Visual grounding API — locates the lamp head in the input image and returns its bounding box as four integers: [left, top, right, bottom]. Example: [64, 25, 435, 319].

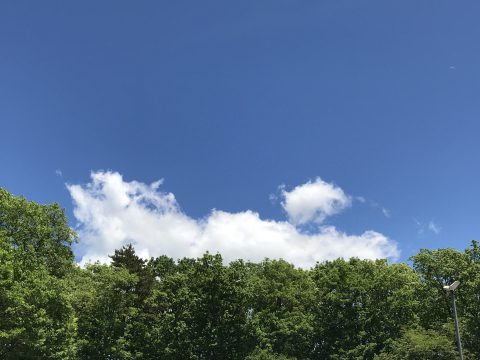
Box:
[444, 280, 460, 291]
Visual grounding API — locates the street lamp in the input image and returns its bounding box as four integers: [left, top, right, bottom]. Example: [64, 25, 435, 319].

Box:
[443, 281, 464, 360]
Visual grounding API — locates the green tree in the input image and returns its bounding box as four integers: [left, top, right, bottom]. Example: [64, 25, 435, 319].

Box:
[246, 346, 296, 360]
[411, 247, 469, 329]
[248, 259, 315, 359]
[5, 186, 480, 359]
[0, 188, 77, 359]
[70, 264, 139, 360]
[146, 254, 254, 360]
[150, 254, 177, 280]
[0, 247, 77, 359]
[311, 258, 419, 359]
[374, 327, 458, 360]
[411, 242, 480, 358]
[462, 240, 480, 356]
[0, 188, 76, 277]
[110, 244, 155, 303]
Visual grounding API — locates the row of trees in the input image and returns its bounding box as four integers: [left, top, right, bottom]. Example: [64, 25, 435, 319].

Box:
[1, 187, 479, 359]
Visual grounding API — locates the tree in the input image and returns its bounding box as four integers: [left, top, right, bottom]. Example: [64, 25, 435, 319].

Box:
[374, 327, 458, 360]
[0, 188, 76, 277]
[247, 259, 315, 359]
[70, 264, 139, 360]
[110, 244, 155, 303]
[245, 347, 296, 360]
[0, 188, 77, 359]
[412, 242, 480, 358]
[0, 247, 77, 359]
[5, 186, 480, 359]
[411, 247, 469, 329]
[311, 258, 419, 359]
[146, 254, 255, 360]
[459, 240, 480, 357]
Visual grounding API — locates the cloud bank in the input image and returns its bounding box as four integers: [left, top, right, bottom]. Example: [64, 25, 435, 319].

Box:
[68, 171, 398, 268]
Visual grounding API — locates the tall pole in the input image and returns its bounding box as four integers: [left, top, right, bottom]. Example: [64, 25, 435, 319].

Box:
[451, 291, 464, 360]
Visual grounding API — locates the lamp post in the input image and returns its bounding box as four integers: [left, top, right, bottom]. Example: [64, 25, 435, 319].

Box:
[443, 281, 464, 360]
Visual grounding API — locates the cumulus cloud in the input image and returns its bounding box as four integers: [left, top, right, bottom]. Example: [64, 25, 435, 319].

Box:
[68, 171, 398, 268]
[281, 178, 351, 225]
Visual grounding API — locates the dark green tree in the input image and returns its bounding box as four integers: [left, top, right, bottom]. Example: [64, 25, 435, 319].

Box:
[411, 242, 480, 358]
[70, 264, 139, 360]
[146, 254, 255, 360]
[247, 259, 315, 359]
[246, 346, 296, 360]
[374, 327, 458, 359]
[110, 244, 155, 303]
[311, 258, 419, 359]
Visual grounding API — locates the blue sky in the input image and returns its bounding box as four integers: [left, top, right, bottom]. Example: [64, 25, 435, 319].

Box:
[1, 1, 480, 265]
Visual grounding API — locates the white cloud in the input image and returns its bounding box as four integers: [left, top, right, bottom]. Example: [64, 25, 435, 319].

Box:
[281, 178, 351, 225]
[55, 169, 63, 177]
[428, 221, 441, 234]
[414, 218, 440, 236]
[354, 196, 391, 218]
[268, 193, 278, 203]
[382, 208, 391, 218]
[356, 196, 366, 203]
[68, 171, 399, 268]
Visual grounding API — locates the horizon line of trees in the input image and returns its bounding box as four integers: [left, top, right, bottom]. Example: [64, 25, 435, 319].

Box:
[1, 187, 479, 359]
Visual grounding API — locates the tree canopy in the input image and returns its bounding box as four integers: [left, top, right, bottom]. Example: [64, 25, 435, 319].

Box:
[1, 187, 478, 359]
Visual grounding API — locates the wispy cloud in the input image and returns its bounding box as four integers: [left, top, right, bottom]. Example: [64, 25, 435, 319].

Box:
[55, 169, 63, 177]
[414, 218, 441, 236]
[382, 208, 391, 218]
[428, 221, 441, 234]
[355, 196, 366, 203]
[355, 196, 391, 219]
[68, 171, 399, 268]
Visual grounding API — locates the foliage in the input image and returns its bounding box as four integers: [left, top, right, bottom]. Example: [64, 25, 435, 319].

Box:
[245, 347, 296, 360]
[411, 242, 480, 358]
[0, 188, 76, 277]
[145, 254, 255, 359]
[69, 264, 140, 359]
[311, 258, 419, 359]
[248, 259, 315, 359]
[1, 187, 480, 359]
[374, 327, 458, 359]
[0, 188, 77, 359]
